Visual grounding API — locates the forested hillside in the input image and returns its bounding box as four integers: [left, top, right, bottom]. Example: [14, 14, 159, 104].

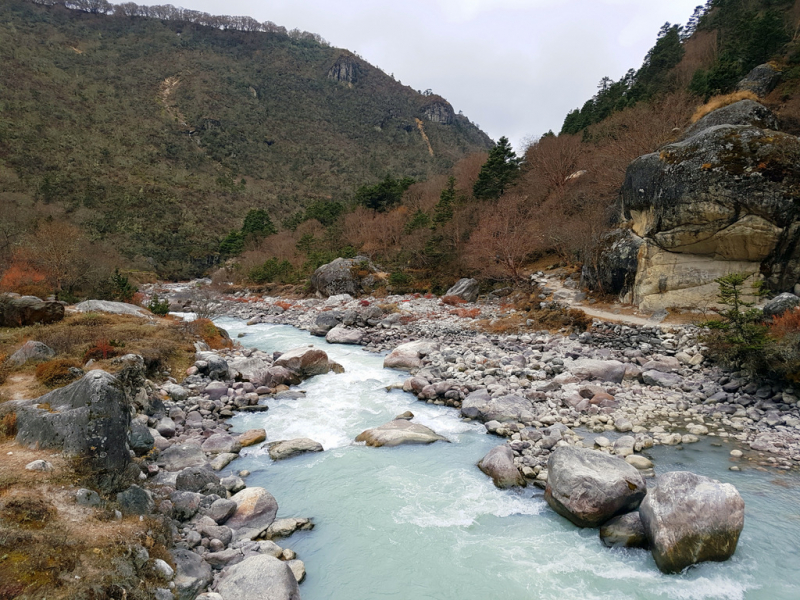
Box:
[0, 0, 491, 283]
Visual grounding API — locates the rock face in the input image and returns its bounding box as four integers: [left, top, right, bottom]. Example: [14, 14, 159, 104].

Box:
[328, 53, 359, 85]
[478, 444, 525, 488]
[8, 340, 55, 366]
[588, 95, 800, 309]
[422, 99, 455, 125]
[445, 278, 480, 302]
[383, 340, 439, 372]
[544, 447, 646, 528]
[216, 555, 300, 600]
[0, 295, 64, 327]
[310, 256, 383, 297]
[355, 419, 448, 447]
[639, 471, 745, 574]
[74, 299, 150, 318]
[268, 438, 324, 461]
[11, 370, 131, 482]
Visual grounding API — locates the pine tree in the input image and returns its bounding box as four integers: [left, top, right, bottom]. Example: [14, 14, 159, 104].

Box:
[472, 137, 522, 200]
[432, 176, 456, 228]
[241, 209, 277, 238]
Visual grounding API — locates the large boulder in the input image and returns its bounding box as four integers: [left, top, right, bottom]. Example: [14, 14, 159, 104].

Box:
[216, 555, 300, 600]
[325, 325, 364, 345]
[355, 419, 448, 447]
[639, 471, 745, 574]
[175, 466, 220, 492]
[8, 340, 56, 366]
[460, 390, 534, 423]
[226, 487, 279, 540]
[599, 511, 649, 549]
[310, 256, 383, 297]
[74, 299, 150, 318]
[478, 444, 525, 488]
[383, 340, 439, 372]
[762, 292, 800, 318]
[10, 370, 131, 482]
[569, 359, 626, 384]
[0, 295, 64, 327]
[735, 63, 782, 98]
[273, 346, 331, 379]
[268, 438, 324, 461]
[445, 278, 480, 302]
[544, 446, 646, 528]
[171, 548, 212, 600]
[228, 357, 272, 387]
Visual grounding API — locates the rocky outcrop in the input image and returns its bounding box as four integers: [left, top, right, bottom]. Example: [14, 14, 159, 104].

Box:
[422, 98, 455, 125]
[445, 278, 480, 302]
[639, 471, 745, 574]
[478, 444, 525, 488]
[735, 63, 781, 98]
[0, 295, 64, 327]
[590, 95, 800, 310]
[74, 299, 150, 317]
[309, 256, 384, 297]
[544, 446, 646, 528]
[328, 53, 359, 85]
[355, 418, 448, 447]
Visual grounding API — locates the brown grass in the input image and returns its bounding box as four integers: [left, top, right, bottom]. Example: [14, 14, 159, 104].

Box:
[691, 91, 759, 123]
[188, 318, 233, 350]
[0, 412, 17, 441]
[35, 359, 82, 388]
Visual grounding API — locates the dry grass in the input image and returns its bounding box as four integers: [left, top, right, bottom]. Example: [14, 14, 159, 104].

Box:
[188, 318, 233, 351]
[34, 358, 82, 388]
[691, 91, 759, 123]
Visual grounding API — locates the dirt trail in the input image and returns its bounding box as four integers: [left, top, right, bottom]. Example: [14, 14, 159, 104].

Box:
[3, 373, 39, 401]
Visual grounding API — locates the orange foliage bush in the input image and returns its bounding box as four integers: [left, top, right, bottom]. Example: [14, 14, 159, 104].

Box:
[0, 261, 51, 298]
[0, 411, 17, 440]
[453, 307, 480, 318]
[189, 318, 232, 350]
[35, 359, 81, 387]
[275, 300, 292, 311]
[770, 308, 800, 339]
[83, 340, 120, 362]
[441, 295, 466, 306]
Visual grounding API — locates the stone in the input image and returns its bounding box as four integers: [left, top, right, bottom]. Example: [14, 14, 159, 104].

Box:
[196, 352, 230, 380]
[226, 487, 279, 540]
[356, 419, 448, 447]
[208, 498, 238, 524]
[639, 471, 745, 574]
[625, 455, 653, 470]
[76, 488, 102, 507]
[268, 438, 324, 461]
[544, 446, 646, 528]
[310, 256, 382, 297]
[233, 428, 264, 449]
[762, 292, 800, 318]
[310, 311, 341, 336]
[176, 466, 220, 492]
[325, 325, 364, 344]
[25, 459, 54, 472]
[159, 443, 208, 472]
[641, 357, 680, 373]
[445, 278, 480, 303]
[228, 357, 273, 387]
[204, 381, 229, 400]
[383, 340, 439, 372]
[642, 370, 681, 388]
[264, 517, 313, 540]
[171, 548, 212, 600]
[116, 484, 155, 516]
[129, 421, 155, 456]
[216, 555, 300, 600]
[202, 433, 242, 455]
[151, 558, 174, 581]
[599, 512, 649, 549]
[9, 370, 132, 484]
[460, 390, 533, 423]
[478, 444, 525, 488]
[74, 299, 149, 318]
[0, 295, 64, 327]
[210, 453, 238, 471]
[163, 383, 189, 402]
[569, 359, 626, 384]
[286, 559, 306, 584]
[171, 491, 203, 521]
[8, 341, 55, 366]
[221, 476, 246, 495]
[156, 417, 176, 438]
[274, 346, 331, 379]
[735, 63, 782, 98]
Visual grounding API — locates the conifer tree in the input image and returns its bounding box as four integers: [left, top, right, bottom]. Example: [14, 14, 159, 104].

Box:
[432, 176, 456, 228]
[472, 137, 522, 200]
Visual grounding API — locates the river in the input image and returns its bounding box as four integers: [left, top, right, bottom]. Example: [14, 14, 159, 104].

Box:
[216, 318, 800, 600]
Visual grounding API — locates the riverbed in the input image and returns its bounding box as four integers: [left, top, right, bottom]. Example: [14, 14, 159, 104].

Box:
[217, 318, 800, 600]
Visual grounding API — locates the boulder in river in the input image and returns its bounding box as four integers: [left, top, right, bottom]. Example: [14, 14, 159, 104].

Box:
[216, 554, 300, 600]
[274, 346, 331, 380]
[544, 446, 646, 528]
[599, 512, 649, 549]
[356, 419, 448, 447]
[478, 444, 525, 488]
[268, 438, 324, 461]
[639, 471, 745, 574]
[383, 339, 439, 372]
[226, 487, 279, 540]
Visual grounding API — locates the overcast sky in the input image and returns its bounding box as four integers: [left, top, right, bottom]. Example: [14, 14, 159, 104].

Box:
[174, 0, 702, 150]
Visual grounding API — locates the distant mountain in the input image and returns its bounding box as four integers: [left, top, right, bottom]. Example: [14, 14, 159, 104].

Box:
[0, 0, 492, 277]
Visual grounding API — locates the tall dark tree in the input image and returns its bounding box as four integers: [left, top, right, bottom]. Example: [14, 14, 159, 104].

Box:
[355, 175, 415, 212]
[472, 137, 522, 200]
[432, 176, 456, 228]
[241, 209, 277, 238]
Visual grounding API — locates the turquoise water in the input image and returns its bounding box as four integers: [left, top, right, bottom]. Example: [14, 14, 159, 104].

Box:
[217, 319, 800, 600]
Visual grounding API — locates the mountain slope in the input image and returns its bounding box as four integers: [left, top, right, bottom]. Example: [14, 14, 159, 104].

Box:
[0, 0, 492, 277]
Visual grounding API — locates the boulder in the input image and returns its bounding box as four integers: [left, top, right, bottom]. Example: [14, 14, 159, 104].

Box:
[10, 370, 131, 482]
[117, 484, 155, 516]
[682, 99, 778, 140]
[238, 429, 267, 447]
[0, 295, 64, 327]
[204, 381, 229, 400]
[8, 341, 55, 366]
[74, 299, 149, 318]
[25, 459, 54, 472]
[171, 491, 203, 521]
[159, 443, 208, 472]
[274, 346, 331, 379]
[735, 63, 782, 97]
[383, 340, 440, 372]
[461, 390, 533, 423]
[325, 325, 364, 344]
[171, 548, 212, 600]
[268, 438, 324, 461]
[763, 292, 800, 318]
[599, 512, 649, 549]
[639, 471, 745, 574]
[228, 357, 272, 387]
[310, 256, 383, 297]
[642, 370, 681, 388]
[355, 419, 448, 447]
[478, 444, 525, 488]
[216, 555, 300, 600]
[445, 278, 480, 302]
[264, 517, 313, 540]
[196, 352, 230, 380]
[208, 498, 238, 524]
[569, 359, 626, 384]
[175, 466, 220, 492]
[544, 446, 646, 528]
[226, 487, 279, 540]
[202, 433, 242, 455]
[129, 421, 155, 456]
[310, 311, 341, 336]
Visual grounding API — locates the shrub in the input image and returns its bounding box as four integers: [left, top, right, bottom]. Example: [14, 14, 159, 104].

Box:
[109, 268, 138, 303]
[83, 340, 121, 362]
[0, 412, 16, 440]
[0, 353, 8, 386]
[188, 318, 232, 350]
[453, 307, 480, 318]
[147, 294, 170, 316]
[770, 308, 800, 339]
[35, 359, 82, 387]
[441, 295, 466, 306]
[388, 271, 412, 287]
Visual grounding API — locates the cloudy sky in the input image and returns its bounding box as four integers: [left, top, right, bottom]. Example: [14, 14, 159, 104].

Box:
[176, 0, 703, 149]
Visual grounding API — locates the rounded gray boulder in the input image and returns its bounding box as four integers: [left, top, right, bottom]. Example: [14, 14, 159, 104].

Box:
[478, 444, 525, 488]
[216, 554, 300, 600]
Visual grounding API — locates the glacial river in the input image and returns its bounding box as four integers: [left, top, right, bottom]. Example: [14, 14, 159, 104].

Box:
[217, 318, 800, 600]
